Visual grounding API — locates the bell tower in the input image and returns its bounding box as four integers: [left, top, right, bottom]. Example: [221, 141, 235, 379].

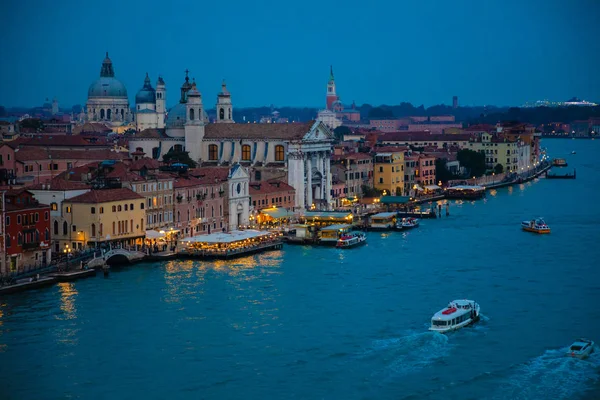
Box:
[184, 79, 205, 162]
[216, 80, 233, 123]
[326, 65, 338, 111]
[156, 76, 166, 128]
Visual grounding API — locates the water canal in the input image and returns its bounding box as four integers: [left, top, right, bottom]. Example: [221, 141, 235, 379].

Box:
[1, 139, 599, 399]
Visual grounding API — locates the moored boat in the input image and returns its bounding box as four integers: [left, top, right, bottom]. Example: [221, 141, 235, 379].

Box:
[567, 338, 594, 359]
[521, 218, 551, 234]
[396, 217, 419, 230]
[336, 232, 367, 249]
[429, 299, 480, 333]
[552, 158, 568, 167]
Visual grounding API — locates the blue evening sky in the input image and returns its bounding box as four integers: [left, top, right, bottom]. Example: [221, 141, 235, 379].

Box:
[0, 0, 598, 109]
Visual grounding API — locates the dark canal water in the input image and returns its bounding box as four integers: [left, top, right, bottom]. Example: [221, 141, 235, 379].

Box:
[1, 139, 599, 399]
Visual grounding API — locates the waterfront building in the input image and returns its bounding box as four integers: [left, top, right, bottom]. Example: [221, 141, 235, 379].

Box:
[466, 131, 528, 173]
[3, 189, 52, 274]
[249, 180, 296, 211]
[374, 150, 405, 196]
[496, 122, 541, 168]
[27, 177, 91, 254]
[404, 154, 418, 196]
[378, 132, 473, 149]
[172, 174, 226, 237]
[128, 72, 334, 210]
[330, 152, 373, 201]
[85, 53, 132, 126]
[62, 188, 145, 250]
[415, 154, 436, 187]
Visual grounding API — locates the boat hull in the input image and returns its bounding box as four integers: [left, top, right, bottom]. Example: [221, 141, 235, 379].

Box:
[429, 315, 480, 333]
[522, 226, 551, 234]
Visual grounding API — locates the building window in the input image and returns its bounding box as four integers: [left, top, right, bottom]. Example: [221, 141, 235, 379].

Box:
[118, 205, 122, 212]
[100, 207, 104, 214]
[112, 222, 116, 235]
[65, 206, 72, 213]
[189, 108, 195, 120]
[51, 203, 58, 211]
[45, 228, 49, 241]
[140, 203, 144, 210]
[275, 145, 285, 161]
[91, 207, 96, 214]
[54, 220, 58, 235]
[44, 211, 49, 221]
[5, 216, 9, 226]
[5, 234, 10, 248]
[17, 232, 22, 246]
[99, 223, 103, 236]
[112, 206, 116, 212]
[72, 225, 77, 232]
[63, 221, 68, 235]
[130, 203, 134, 210]
[124, 204, 128, 211]
[209, 144, 218, 160]
[17, 215, 21, 224]
[241, 144, 251, 161]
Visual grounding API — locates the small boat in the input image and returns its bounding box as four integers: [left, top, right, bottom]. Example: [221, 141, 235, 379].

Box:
[521, 218, 551, 234]
[571, 151, 576, 154]
[552, 158, 568, 167]
[567, 338, 594, 359]
[429, 299, 480, 333]
[336, 232, 367, 249]
[397, 217, 419, 230]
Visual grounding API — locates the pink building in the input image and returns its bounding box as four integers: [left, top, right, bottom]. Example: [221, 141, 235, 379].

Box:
[369, 119, 408, 132]
[415, 154, 436, 186]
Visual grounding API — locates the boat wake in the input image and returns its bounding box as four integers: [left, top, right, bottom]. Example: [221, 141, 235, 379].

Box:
[358, 331, 451, 379]
[488, 347, 600, 400]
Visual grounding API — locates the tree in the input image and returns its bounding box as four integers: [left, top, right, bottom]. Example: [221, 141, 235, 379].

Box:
[361, 185, 383, 198]
[162, 149, 197, 168]
[494, 163, 504, 174]
[0, 106, 6, 117]
[435, 158, 457, 183]
[457, 149, 486, 177]
[19, 118, 44, 131]
[368, 107, 394, 119]
[333, 126, 352, 142]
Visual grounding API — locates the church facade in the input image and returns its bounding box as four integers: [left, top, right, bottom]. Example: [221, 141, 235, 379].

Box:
[128, 72, 334, 210]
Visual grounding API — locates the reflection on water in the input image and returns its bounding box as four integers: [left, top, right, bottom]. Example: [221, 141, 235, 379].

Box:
[56, 282, 78, 321]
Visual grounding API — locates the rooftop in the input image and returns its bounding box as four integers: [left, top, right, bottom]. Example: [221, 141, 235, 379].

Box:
[67, 188, 143, 204]
[204, 121, 314, 140]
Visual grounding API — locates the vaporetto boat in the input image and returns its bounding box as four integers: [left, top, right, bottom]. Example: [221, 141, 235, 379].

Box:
[429, 299, 480, 333]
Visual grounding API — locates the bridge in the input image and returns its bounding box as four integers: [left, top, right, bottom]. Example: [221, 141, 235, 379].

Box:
[86, 249, 146, 267]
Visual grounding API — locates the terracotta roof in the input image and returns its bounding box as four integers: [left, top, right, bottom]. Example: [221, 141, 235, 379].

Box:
[14, 148, 127, 162]
[72, 122, 112, 135]
[173, 175, 203, 189]
[331, 152, 372, 161]
[188, 167, 230, 183]
[249, 180, 295, 195]
[204, 121, 313, 140]
[130, 158, 161, 171]
[134, 128, 167, 139]
[10, 135, 109, 147]
[104, 162, 144, 182]
[27, 177, 91, 191]
[379, 132, 473, 142]
[464, 124, 495, 132]
[67, 188, 143, 204]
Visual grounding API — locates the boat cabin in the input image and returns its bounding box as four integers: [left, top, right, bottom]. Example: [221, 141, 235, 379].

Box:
[319, 224, 353, 243]
[369, 212, 397, 229]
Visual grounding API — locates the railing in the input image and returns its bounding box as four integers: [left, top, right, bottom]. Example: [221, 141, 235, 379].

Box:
[22, 242, 40, 250]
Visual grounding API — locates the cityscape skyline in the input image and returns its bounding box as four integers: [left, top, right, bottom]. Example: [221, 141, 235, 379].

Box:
[1, 0, 599, 109]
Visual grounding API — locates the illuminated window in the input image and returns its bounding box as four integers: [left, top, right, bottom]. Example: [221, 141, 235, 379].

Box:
[275, 145, 285, 161]
[209, 144, 218, 160]
[242, 145, 251, 161]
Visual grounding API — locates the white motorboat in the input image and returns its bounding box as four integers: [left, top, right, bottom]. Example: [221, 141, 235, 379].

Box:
[429, 299, 480, 333]
[567, 338, 594, 359]
[336, 232, 367, 249]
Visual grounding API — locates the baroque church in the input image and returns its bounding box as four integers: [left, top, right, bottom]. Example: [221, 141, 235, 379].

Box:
[128, 70, 335, 210]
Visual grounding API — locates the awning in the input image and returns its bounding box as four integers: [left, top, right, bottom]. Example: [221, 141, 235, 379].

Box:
[380, 196, 411, 204]
[425, 185, 441, 190]
[414, 185, 424, 191]
[261, 208, 295, 219]
[145, 230, 165, 239]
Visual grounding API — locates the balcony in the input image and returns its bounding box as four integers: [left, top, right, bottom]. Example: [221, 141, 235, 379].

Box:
[22, 242, 40, 251]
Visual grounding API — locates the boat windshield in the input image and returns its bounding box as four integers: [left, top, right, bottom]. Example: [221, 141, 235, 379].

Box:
[570, 345, 583, 351]
[432, 320, 447, 326]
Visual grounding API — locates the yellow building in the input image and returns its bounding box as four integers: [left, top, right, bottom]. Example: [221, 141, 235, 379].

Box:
[62, 188, 146, 250]
[374, 151, 405, 196]
[467, 132, 524, 173]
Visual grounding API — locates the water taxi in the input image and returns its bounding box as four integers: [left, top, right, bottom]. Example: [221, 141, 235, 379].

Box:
[521, 218, 551, 234]
[336, 232, 367, 249]
[552, 158, 568, 167]
[429, 299, 480, 333]
[396, 217, 419, 230]
[571, 151, 576, 155]
[567, 338, 594, 359]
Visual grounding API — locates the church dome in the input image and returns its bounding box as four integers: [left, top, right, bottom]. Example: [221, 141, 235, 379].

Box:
[135, 73, 156, 104]
[165, 103, 187, 129]
[88, 78, 128, 98]
[87, 53, 128, 99]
